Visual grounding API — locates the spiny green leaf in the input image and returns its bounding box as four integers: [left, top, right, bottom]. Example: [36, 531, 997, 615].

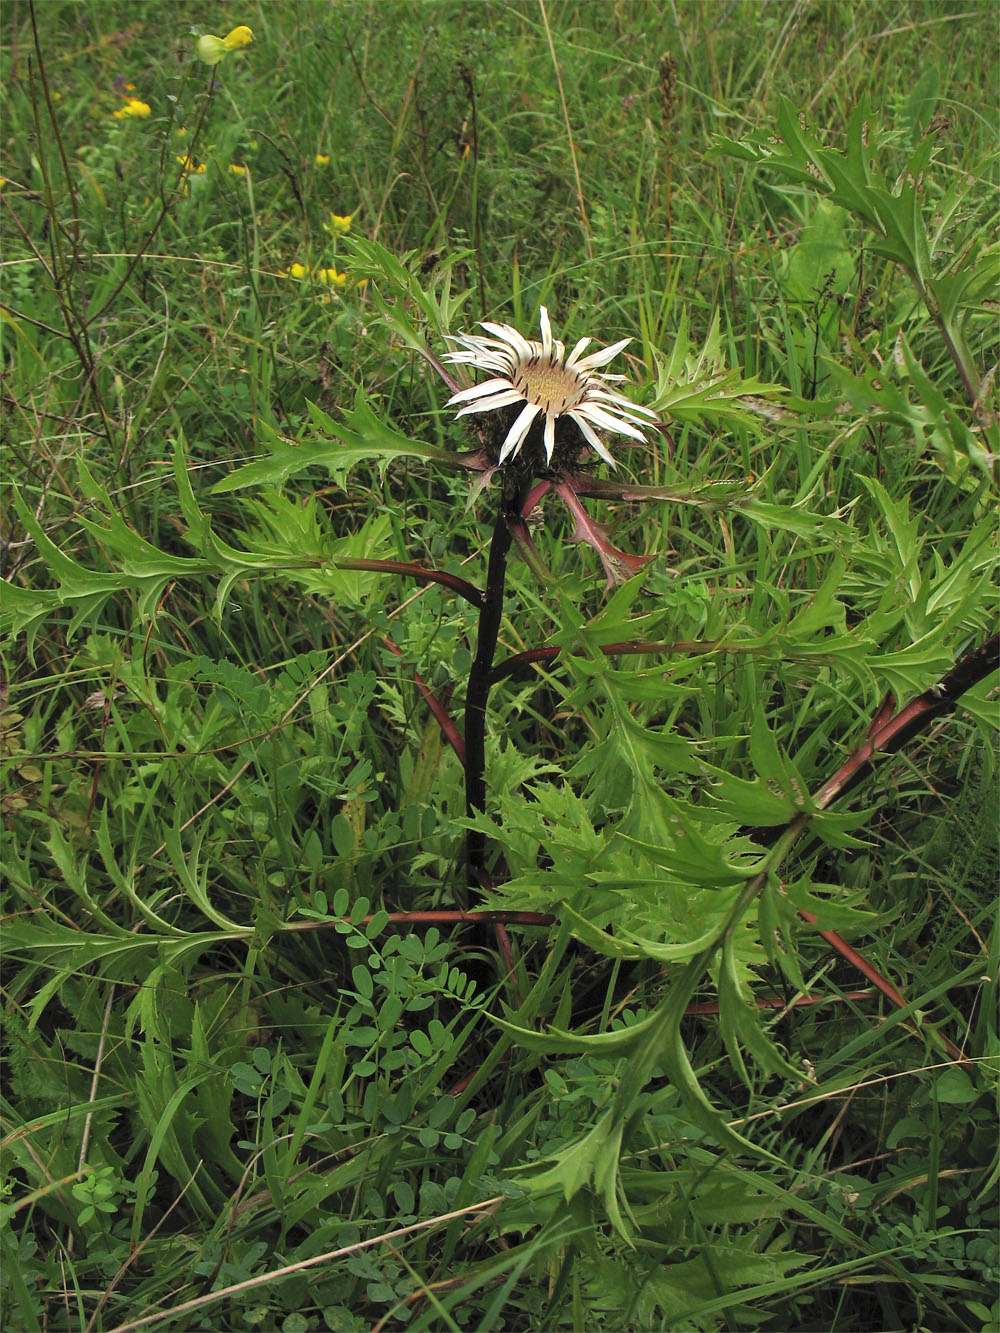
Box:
[651, 310, 789, 426]
[212, 389, 466, 493]
[718, 934, 803, 1085]
[783, 877, 881, 932]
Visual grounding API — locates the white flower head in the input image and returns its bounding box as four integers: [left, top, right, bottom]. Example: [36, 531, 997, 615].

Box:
[444, 307, 656, 469]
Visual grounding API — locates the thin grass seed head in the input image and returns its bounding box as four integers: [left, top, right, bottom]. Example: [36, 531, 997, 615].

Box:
[445, 307, 656, 472]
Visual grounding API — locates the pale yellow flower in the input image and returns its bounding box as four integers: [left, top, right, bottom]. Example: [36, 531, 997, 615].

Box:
[196, 25, 254, 65]
[196, 35, 226, 64]
[315, 153, 331, 166]
[229, 163, 248, 176]
[327, 212, 352, 234]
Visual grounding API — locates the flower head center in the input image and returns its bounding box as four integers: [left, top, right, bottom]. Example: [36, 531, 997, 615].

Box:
[513, 357, 586, 415]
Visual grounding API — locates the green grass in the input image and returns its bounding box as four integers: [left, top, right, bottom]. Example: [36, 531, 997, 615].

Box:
[2, 2, 998, 1330]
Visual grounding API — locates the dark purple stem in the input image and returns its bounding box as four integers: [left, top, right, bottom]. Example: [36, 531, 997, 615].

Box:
[464, 476, 535, 883]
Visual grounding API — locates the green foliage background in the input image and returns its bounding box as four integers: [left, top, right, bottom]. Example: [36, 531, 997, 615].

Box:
[1, 2, 998, 1331]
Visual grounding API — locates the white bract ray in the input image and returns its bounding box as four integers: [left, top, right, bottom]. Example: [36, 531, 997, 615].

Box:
[445, 307, 656, 467]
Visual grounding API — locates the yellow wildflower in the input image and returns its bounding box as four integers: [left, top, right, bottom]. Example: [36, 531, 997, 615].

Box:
[229, 163, 248, 176]
[113, 96, 151, 120]
[196, 25, 254, 66]
[285, 262, 308, 280]
[326, 212, 352, 234]
[315, 153, 331, 166]
[223, 25, 254, 50]
[316, 267, 347, 288]
[175, 154, 206, 176]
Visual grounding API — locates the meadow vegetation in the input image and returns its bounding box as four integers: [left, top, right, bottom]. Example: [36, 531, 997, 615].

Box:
[1, 2, 998, 1330]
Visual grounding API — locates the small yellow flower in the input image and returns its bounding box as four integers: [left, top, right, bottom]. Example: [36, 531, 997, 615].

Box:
[285, 262, 308, 280]
[113, 96, 151, 120]
[327, 212, 352, 234]
[196, 25, 254, 65]
[174, 126, 189, 137]
[229, 163, 248, 176]
[316, 267, 347, 288]
[175, 154, 206, 176]
[223, 25, 254, 50]
[315, 153, 331, 166]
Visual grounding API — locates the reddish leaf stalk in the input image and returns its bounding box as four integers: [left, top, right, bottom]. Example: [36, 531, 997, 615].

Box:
[795, 911, 908, 1011]
[381, 637, 466, 764]
[794, 909, 967, 1063]
[684, 989, 876, 1016]
[337, 558, 482, 608]
[812, 630, 999, 811]
[281, 910, 557, 931]
[493, 921, 518, 986]
[491, 638, 728, 683]
[507, 512, 553, 585]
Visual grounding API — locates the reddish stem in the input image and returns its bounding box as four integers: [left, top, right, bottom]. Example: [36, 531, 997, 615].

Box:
[282, 910, 557, 931]
[815, 632, 998, 812]
[492, 638, 723, 683]
[382, 637, 466, 764]
[684, 989, 875, 1016]
[337, 558, 482, 609]
[493, 922, 519, 985]
[795, 911, 907, 1008]
[795, 909, 967, 1063]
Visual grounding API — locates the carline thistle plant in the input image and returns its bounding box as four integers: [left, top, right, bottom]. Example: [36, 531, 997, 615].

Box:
[435, 307, 663, 883]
